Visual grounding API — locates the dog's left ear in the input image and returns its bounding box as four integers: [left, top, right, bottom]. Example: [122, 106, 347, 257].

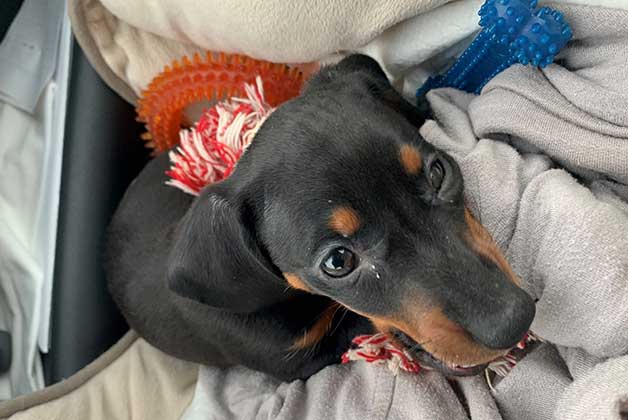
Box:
[308, 54, 430, 128]
[167, 183, 288, 313]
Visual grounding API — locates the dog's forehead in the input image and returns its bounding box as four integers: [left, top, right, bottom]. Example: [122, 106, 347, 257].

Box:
[256, 99, 429, 234]
[261, 100, 420, 181]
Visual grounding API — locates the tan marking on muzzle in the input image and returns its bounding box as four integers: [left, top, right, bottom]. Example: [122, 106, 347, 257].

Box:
[464, 207, 521, 286]
[369, 306, 508, 366]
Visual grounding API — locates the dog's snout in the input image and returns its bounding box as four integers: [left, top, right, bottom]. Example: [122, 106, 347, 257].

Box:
[441, 248, 536, 352]
[468, 287, 536, 350]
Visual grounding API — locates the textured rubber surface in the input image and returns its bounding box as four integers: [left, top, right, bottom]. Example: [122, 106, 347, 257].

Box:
[137, 52, 305, 152]
[417, 0, 572, 96]
[42, 40, 149, 385]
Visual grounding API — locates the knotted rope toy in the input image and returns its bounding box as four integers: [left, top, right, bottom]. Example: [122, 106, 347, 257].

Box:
[166, 76, 274, 195]
[341, 331, 540, 382]
[162, 78, 541, 385]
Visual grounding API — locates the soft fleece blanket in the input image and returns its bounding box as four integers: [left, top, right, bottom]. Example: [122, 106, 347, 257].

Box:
[0, 333, 198, 420]
[68, 0, 628, 105]
[183, 4, 628, 420]
[67, 0, 452, 103]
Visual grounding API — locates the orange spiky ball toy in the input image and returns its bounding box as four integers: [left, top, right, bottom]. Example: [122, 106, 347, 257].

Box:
[137, 52, 308, 152]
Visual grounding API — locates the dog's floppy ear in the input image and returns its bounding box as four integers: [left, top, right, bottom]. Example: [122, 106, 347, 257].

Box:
[305, 54, 390, 91]
[167, 184, 287, 313]
[308, 54, 430, 128]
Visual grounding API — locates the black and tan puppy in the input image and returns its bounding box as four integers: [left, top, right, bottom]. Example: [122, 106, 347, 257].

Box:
[106, 54, 535, 381]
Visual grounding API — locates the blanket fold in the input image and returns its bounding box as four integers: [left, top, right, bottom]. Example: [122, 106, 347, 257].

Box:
[68, 0, 628, 105]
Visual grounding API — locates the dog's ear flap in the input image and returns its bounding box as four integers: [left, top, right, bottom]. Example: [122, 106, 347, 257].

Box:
[379, 85, 432, 129]
[305, 54, 390, 92]
[167, 185, 286, 313]
[308, 54, 430, 128]
[329, 54, 390, 82]
[339, 55, 431, 128]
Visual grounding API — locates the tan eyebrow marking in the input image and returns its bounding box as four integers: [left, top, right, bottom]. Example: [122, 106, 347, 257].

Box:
[400, 144, 423, 175]
[329, 206, 361, 236]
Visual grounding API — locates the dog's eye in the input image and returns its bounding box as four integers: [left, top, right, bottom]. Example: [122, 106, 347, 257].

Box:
[429, 158, 446, 191]
[321, 247, 357, 277]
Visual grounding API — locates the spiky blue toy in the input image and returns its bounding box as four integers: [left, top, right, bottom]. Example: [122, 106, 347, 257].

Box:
[416, 0, 573, 97]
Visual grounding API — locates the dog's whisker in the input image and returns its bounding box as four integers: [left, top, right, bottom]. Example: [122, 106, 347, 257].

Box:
[282, 349, 298, 361]
[329, 307, 349, 337]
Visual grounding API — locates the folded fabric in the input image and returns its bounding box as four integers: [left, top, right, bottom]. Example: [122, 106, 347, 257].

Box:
[0, 0, 64, 113]
[0, 4, 72, 399]
[0, 333, 199, 420]
[67, 0, 455, 104]
[68, 0, 628, 106]
[99, 0, 453, 64]
[183, 362, 485, 420]
[0, 95, 47, 399]
[183, 4, 628, 419]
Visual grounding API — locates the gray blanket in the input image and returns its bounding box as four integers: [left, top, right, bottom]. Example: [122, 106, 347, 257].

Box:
[183, 4, 628, 420]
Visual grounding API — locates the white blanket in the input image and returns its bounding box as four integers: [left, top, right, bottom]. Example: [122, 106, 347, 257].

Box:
[69, 0, 628, 104]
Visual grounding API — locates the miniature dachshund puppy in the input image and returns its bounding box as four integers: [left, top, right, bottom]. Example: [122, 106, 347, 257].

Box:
[106, 54, 535, 381]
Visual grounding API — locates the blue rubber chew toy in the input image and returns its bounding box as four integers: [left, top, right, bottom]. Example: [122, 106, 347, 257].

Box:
[416, 0, 573, 97]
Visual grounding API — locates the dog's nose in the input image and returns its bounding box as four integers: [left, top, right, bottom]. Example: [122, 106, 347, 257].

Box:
[442, 262, 537, 351]
[468, 286, 536, 350]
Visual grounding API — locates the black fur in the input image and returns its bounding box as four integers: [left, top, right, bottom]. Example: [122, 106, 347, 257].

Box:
[106, 55, 534, 380]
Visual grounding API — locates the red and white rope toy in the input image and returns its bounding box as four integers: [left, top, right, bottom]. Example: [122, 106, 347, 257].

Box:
[341, 334, 422, 375]
[341, 331, 539, 378]
[165, 77, 539, 379]
[166, 76, 275, 196]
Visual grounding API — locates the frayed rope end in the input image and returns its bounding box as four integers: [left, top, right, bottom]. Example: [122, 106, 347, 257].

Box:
[166, 76, 275, 196]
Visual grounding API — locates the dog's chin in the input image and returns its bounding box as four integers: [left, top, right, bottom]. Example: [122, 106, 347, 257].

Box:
[391, 329, 488, 377]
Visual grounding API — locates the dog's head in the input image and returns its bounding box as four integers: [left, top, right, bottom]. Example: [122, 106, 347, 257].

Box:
[168, 55, 535, 376]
